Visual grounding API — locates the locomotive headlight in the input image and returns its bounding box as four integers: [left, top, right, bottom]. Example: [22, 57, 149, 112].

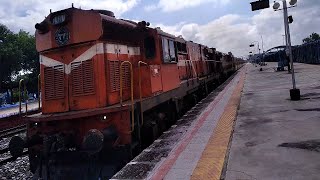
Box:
[30, 122, 40, 128]
[100, 115, 108, 122]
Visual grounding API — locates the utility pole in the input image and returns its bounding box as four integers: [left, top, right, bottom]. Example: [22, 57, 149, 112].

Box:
[261, 35, 265, 65]
[249, 0, 268, 65]
[249, 41, 260, 64]
[250, 0, 300, 100]
[273, 0, 300, 100]
[260, 35, 264, 53]
[282, 0, 296, 89]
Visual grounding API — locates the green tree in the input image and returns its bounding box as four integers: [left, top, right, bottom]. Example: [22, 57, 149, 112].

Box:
[303, 32, 320, 44]
[16, 30, 39, 93]
[0, 24, 22, 91]
[0, 24, 38, 103]
[16, 30, 38, 75]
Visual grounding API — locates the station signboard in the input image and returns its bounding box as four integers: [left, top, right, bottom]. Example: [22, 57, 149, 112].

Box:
[250, 0, 270, 11]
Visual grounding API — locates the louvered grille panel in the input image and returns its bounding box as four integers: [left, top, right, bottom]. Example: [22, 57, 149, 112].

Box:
[44, 68, 54, 99]
[108, 60, 130, 92]
[122, 64, 131, 89]
[82, 60, 94, 93]
[44, 65, 65, 100]
[109, 60, 120, 92]
[54, 65, 65, 99]
[71, 59, 95, 96]
[71, 62, 83, 95]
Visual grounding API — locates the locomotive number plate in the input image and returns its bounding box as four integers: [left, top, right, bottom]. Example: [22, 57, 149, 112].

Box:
[55, 27, 70, 46]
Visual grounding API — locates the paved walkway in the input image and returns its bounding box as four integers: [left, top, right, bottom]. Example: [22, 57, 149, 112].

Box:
[225, 63, 320, 180]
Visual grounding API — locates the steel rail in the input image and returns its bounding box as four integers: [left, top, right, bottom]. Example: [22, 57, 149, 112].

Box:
[0, 150, 28, 166]
[0, 125, 27, 139]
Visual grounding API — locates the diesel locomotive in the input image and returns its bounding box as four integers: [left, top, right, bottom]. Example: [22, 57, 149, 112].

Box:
[9, 6, 244, 178]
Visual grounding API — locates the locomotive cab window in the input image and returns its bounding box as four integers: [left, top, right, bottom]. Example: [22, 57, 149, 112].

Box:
[162, 37, 177, 63]
[144, 36, 156, 59]
[177, 42, 187, 54]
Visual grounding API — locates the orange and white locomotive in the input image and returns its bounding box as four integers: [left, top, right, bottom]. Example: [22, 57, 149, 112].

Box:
[9, 7, 244, 178]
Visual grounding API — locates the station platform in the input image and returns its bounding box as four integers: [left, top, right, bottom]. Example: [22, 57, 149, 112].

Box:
[0, 101, 40, 118]
[225, 63, 320, 180]
[112, 62, 320, 180]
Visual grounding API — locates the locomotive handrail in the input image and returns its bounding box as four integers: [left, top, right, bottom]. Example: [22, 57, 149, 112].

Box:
[18, 79, 27, 115]
[38, 74, 41, 110]
[120, 61, 134, 132]
[138, 61, 149, 126]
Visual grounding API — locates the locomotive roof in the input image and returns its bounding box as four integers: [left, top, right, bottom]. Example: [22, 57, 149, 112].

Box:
[175, 36, 187, 43]
[155, 27, 176, 39]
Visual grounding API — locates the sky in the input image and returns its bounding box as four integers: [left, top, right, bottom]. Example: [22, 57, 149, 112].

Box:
[0, 0, 319, 57]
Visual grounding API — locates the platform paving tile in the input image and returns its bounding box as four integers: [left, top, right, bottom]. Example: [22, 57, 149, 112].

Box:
[225, 63, 320, 180]
[165, 168, 192, 180]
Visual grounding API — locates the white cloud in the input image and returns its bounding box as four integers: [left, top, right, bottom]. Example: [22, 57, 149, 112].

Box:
[144, 5, 158, 12]
[1, 0, 318, 58]
[153, 0, 320, 57]
[144, 0, 230, 12]
[0, 0, 140, 33]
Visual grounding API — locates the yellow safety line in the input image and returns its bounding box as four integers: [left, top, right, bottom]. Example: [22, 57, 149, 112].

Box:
[191, 68, 246, 180]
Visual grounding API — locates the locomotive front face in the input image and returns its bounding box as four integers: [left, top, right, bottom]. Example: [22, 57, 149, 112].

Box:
[35, 8, 106, 114]
[35, 8, 141, 114]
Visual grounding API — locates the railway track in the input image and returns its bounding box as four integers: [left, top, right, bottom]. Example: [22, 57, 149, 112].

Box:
[0, 125, 26, 139]
[0, 151, 28, 166]
[0, 125, 27, 166]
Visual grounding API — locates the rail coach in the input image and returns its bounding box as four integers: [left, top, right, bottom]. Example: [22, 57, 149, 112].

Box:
[9, 6, 244, 178]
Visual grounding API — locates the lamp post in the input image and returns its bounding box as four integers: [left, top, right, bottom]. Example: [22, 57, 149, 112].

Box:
[282, 34, 286, 46]
[273, 0, 300, 100]
[250, 41, 261, 64]
[249, 52, 253, 63]
[260, 35, 265, 65]
[250, 41, 260, 54]
[260, 35, 264, 53]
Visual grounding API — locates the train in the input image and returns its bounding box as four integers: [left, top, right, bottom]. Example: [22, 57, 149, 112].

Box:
[9, 6, 245, 178]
